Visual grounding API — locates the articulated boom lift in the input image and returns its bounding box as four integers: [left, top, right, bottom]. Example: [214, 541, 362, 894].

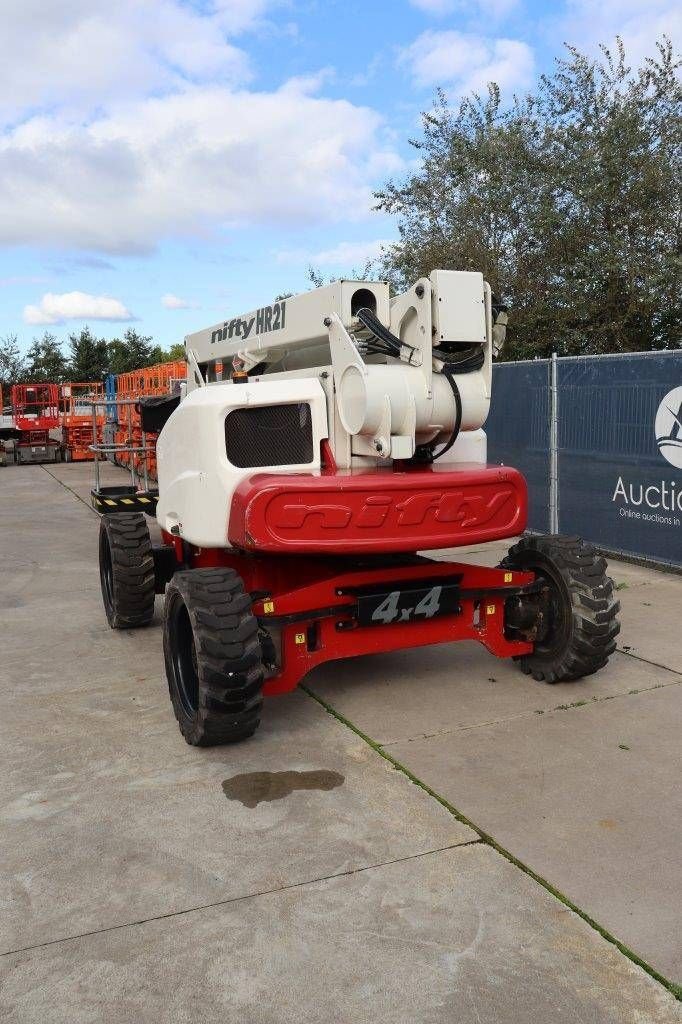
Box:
[96, 271, 620, 745]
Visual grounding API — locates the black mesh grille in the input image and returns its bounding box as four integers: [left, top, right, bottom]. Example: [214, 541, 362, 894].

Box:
[225, 403, 314, 468]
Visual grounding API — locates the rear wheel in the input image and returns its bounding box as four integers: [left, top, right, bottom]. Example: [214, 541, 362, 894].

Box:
[99, 513, 155, 628]
[501, 535, 620, 683]
[163, 568, 264, 746]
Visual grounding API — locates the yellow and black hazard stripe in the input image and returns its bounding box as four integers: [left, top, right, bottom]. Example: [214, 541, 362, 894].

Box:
[91, 490, 158, 514]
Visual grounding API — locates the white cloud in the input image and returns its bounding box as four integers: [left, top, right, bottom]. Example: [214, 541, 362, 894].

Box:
[277, 239, 392, 267]
[279, 68, 337, 95]
[0, 0, 274, 127]
[0, 84, 402, 253]
[409, 0, 519, 18]
[560, 0, 681, 66]
[410, 0, 458, 13]
[315, 239, 392, 266]
[0, 2, 403, 256]
[23, 292, 134, 325]
[162, 293, 198, 310]
[399, 30, 534, 93]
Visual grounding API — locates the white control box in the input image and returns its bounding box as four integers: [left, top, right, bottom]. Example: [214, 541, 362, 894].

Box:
[430, 270, 486, 345]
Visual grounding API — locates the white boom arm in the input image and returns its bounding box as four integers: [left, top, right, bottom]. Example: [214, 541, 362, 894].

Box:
[184, 270, 494, 461]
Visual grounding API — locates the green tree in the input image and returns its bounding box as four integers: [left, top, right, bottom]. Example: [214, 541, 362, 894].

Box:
[68, 326, 109, 380]
[305, 263, 375, 291]
[147, 341, 185, 365]
[107, 328, 153, 375]
[375, 38, 681, 357]
[25, 332, 69, 382]
[0, 334, 26, 391]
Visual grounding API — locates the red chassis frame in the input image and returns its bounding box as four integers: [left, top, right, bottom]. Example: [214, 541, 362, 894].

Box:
[159, 461, 535, 697]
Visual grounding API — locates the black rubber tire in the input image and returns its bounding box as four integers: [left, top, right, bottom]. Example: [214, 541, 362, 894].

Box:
[501, 534, 620, 683]
[163, 568, 264, 746]
[99, 513, 155, 629]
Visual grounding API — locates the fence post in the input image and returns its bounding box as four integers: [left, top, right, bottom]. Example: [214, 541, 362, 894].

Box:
[549, 352, 559, 534]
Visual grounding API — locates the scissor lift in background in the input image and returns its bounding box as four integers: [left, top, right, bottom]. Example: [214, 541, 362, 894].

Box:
[10, 383, 61, 465]
[0, 385, 10, 466]
[60, 382, 104, 462]
[108, 360, 186, 479]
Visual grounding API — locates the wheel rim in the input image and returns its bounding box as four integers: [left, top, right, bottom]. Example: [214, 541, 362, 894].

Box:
[173, 600, 200, 718]
[531, 560, 572, 659]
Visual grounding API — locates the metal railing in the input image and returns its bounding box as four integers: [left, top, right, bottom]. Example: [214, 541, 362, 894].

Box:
[89, 397, 154, 494]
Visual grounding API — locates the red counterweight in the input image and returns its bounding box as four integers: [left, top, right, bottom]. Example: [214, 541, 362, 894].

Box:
[229, 463, 527, 554]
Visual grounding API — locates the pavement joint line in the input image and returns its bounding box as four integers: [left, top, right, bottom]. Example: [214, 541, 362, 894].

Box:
[381, 674, 682, 747]
[618, 647, 681, 676]
[302, 684, 682, 1003]
[0, 840, 482, 960]
[39, 464, 98, 514]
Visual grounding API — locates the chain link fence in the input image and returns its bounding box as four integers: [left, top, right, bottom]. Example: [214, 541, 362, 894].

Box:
[487, 351, 682, 568]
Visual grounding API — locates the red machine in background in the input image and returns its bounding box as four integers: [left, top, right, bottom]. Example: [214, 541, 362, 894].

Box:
[0, 384, 9, 466]
[10, 383, 61, 464]
[60, 382, 104, 462]
[2, 361, 186, 469]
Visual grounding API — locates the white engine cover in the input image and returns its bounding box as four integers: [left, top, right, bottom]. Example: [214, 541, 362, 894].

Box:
[156, 377, 328, 548]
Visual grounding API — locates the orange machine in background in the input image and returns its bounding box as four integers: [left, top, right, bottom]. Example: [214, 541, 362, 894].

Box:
[112, 359, 186, 478]
[60, 382, 105, 461]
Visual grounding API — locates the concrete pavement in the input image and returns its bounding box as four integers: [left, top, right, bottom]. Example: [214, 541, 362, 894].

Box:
[0, 461, 680, 1021]
[4, 845, 677, 1024]
[310, 543, 682, 983]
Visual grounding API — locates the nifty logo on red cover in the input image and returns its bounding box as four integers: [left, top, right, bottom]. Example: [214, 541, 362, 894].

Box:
[272, 487, 516, 532]
[231, 466, 528, 552]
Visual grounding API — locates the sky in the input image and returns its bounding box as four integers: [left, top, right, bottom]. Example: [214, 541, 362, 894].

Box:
[1, 0, 679, 355]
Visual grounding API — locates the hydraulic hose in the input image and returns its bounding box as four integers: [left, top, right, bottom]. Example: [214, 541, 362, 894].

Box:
[413, 367, 463, 464]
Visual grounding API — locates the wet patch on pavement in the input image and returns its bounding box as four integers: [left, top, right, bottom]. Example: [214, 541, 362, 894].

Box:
[222, 769, 344, 808]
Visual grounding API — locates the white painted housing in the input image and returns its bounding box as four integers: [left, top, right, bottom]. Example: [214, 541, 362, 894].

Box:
[156, 377, 328, 547]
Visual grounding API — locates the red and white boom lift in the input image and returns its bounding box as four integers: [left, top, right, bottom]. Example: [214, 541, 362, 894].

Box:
[95, 271, 620, 745]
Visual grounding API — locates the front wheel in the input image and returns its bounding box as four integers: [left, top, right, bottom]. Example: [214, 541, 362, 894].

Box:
[163, 568, 264, 746]
[99, 513, 155, 628]
[501, 535, 620, 683]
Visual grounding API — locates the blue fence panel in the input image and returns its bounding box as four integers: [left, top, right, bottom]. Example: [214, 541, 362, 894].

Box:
[557, 352, 682, 566]
[487, 360, 550, 533]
